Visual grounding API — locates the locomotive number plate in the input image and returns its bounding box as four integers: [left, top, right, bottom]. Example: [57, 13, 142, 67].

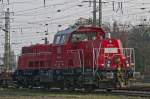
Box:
[104, 48, 118, 53]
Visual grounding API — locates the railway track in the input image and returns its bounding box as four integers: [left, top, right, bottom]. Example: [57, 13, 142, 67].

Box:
[106, 90, 150, 97]
[0, 85, 150, 98]
[47, 87, 150, 97]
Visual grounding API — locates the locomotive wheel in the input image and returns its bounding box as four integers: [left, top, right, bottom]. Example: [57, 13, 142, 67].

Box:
[60, 87, 65, 91]
[84, 85, 95, 92]
[64, 80, 73, 91]
[68, 87, 75, 92]
[106, 88, 112, 92]
[28, 85, 33, 89]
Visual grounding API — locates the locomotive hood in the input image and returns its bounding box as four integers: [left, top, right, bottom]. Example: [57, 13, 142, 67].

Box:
[55, 25, 105, 37]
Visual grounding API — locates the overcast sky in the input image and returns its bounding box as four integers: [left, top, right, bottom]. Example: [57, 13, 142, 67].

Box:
[0, 0, 150, 55]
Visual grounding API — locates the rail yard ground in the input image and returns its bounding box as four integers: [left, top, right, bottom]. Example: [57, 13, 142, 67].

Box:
[0, 88, 149, 99]
[0, 96, 147, 99]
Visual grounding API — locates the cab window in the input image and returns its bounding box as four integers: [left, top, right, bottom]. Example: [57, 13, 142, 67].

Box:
[54, 34, 67, 44]
[54, 35, 61, 44]
[60, 35, 66, 44]
[71, 32, 97, 43]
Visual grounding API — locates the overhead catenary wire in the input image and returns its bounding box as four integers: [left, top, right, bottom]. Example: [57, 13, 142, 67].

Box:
[1, 0, 150, 55]
[14, 0, 81, 15]
[11, 7, 91, 28]
[11, 4, 149, 29]
[15, 2, 84, 16]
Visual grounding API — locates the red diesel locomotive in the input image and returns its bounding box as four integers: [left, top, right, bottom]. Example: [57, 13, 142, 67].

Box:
[13, 26, 137, 89]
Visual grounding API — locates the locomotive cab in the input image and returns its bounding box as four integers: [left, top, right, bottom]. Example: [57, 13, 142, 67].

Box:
[71, 32, 97, 43]
[51, 26, 106, 69]
[53, 26, 105, 45]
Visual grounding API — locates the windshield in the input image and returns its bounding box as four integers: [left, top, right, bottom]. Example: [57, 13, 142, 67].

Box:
[54, 34, 67, 44]
[71, 32, 97, 42]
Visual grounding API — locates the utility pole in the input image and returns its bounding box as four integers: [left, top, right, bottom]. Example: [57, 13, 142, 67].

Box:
[82, 0, 97, 26]
[93, 0, 97, 26]
[4, 8, 11, 71]
[99, 0, 102, 27]
[83, 0, 107, 27]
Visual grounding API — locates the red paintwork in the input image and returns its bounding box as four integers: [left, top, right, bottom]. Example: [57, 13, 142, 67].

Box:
[98, 39, 128, 70]
[18, 26, 129, 71]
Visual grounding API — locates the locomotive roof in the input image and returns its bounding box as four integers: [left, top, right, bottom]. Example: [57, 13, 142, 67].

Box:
[55, 26, 105, 35]
[56, 26, 78, 35]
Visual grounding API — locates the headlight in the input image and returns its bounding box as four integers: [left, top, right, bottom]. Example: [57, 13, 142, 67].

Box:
[126, 60, 129, 67]
[107, 60, 111, 68]
[101, 64, 104, 66]
[126, 64, 129, 67]
[107, 64, 110, 68]
[109, 39, 112, 44]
